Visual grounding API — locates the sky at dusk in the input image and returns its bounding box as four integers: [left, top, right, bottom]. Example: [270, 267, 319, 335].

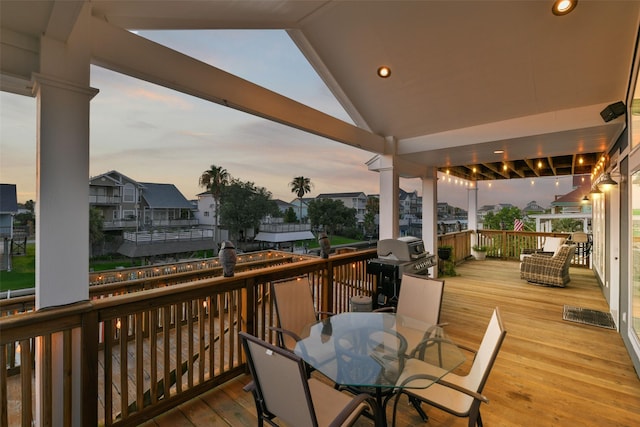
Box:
[0, 30, 576, 210]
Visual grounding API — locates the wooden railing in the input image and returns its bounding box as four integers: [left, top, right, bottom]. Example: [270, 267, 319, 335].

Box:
[476, 230, 591, 267]
[0, 249, 377, 427]
[437, 230, 473, 263]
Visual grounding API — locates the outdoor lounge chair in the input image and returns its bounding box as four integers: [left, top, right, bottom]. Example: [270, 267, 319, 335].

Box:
[520, 244, 576, 287]
[391, 308, 507, 427]
[240, 331, 381, 427]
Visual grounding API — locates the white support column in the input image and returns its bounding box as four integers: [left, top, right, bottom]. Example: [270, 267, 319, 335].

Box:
[422, 169, 438, 277]
[34, 7, 98, 424]
[34, 73, 97, 309]
[33, 71, 98, 427]
[468, 184, 478, 247]
[379, 165, 400, 239]
[368, 153, 400, 239]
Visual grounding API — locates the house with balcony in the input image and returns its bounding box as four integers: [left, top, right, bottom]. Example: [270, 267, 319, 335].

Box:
[530, 177, 593, 233]
[90, 170, 197, 232]
[3, 2, 640, 426]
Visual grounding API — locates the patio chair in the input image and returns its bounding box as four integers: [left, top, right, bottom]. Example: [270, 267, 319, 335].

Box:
[240, 331, 381, 427]
[270, 276, 336, 376]
[374, 273, 445, 420]
[569, 232, 592, 256]
[375, 274, 445, 349]
[270, 276, 334, 351]
[520, 244, 576, 287]
[391, 308, 507, 427]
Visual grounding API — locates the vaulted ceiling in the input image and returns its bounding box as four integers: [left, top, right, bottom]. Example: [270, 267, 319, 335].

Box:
[2, 1, 638, 181]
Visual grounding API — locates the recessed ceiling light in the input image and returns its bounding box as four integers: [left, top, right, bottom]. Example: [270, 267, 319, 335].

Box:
[552, 0, 578, 16]
[377, 66, 391, 78]
[494, 150, 504, 154]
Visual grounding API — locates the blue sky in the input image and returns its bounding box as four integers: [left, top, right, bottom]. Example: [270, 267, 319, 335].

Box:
[0, 30, 574, 208]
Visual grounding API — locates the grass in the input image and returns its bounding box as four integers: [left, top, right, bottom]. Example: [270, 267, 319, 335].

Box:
[305, 235, 361, 249]
[0, 243, 36, 291]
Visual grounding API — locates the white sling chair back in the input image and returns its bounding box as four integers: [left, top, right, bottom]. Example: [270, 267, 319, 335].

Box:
[240, 331, 380, 427]
[392, 307, 506, 427]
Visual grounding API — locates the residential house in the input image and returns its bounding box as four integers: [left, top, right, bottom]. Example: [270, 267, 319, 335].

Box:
[0, 184, 18, 271]
[0, 184, 18, 239]
[522, 200, 546, 217]
[90, 171, 197, 232]
[530, 177, 593, 233]
[288, 197, 314, 222]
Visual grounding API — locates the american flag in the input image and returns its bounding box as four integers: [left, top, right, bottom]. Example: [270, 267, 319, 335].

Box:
[514, 219, 524, 231]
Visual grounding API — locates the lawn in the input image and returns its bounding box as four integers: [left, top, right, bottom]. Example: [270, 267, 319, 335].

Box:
[0, 243, 36, 291]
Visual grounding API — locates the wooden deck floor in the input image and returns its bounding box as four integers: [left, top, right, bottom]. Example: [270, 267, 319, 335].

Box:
[141, 259, 640, 426]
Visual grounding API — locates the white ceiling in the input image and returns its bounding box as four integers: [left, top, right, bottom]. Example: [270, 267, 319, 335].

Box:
[2, 0, 639, 180]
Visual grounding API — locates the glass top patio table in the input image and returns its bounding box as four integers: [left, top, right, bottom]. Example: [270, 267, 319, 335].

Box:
[293, 311, 466, 389]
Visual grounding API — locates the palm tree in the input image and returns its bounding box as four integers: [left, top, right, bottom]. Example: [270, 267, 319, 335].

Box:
[289, 176, 312, 224]
[199, 165, 230, 252]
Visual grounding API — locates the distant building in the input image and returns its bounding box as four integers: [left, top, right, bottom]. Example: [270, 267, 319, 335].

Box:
[288, 197, 314, 221]
[522, 201, 546, 217]
[529, 176, 592, 232]
[0, 184, 18, 271]
[0, 184, 18, 239]
[90, 170, 197, 231]
[551, 181, 592, 214]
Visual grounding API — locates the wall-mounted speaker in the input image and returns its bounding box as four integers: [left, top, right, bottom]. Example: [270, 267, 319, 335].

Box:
[600, 101, 626, 122]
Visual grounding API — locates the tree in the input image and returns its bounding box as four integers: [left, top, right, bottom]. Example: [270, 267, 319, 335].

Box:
[219, 179, 278, 242]
[307, 198, 357, 236]
[283, 207, 298, 223]
[552, 218, 583, 232]
[364, 197, 379, 238]
[482, 207, 523, 230]
[199, 165, 230, 249]
[89, 207, 104, 258]
[289, 176, 312, 223]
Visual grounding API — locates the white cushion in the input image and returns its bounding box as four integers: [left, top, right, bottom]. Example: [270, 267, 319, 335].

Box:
[543, 237, 565, 255]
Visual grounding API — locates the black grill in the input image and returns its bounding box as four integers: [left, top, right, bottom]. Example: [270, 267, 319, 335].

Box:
[366, 237, 436, 309]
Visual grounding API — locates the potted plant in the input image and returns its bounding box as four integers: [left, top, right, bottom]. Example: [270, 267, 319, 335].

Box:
[472, 245, 488, 261]
[438, 245, 453, 261]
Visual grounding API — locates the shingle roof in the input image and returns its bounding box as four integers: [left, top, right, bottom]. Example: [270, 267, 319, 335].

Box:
[139, 183, 193, 209]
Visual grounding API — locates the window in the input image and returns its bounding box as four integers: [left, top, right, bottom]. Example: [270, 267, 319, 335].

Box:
[631, 171, 640, 340]
[123, 183, 136, 203]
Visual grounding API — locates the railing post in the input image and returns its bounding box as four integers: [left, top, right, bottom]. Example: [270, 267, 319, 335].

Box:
[81, 309, 99, 426]
[323, 260, 334, 313]
[243, 278, 256, 337]
[502, 230, 508, 259]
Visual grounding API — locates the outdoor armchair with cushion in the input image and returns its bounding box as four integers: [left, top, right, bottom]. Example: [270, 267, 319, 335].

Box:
[520, 236, 566, 260]
[520, 244, 576, 287]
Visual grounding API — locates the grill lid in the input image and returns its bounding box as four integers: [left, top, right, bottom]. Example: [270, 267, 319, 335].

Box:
[377, 236, 427, 261]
